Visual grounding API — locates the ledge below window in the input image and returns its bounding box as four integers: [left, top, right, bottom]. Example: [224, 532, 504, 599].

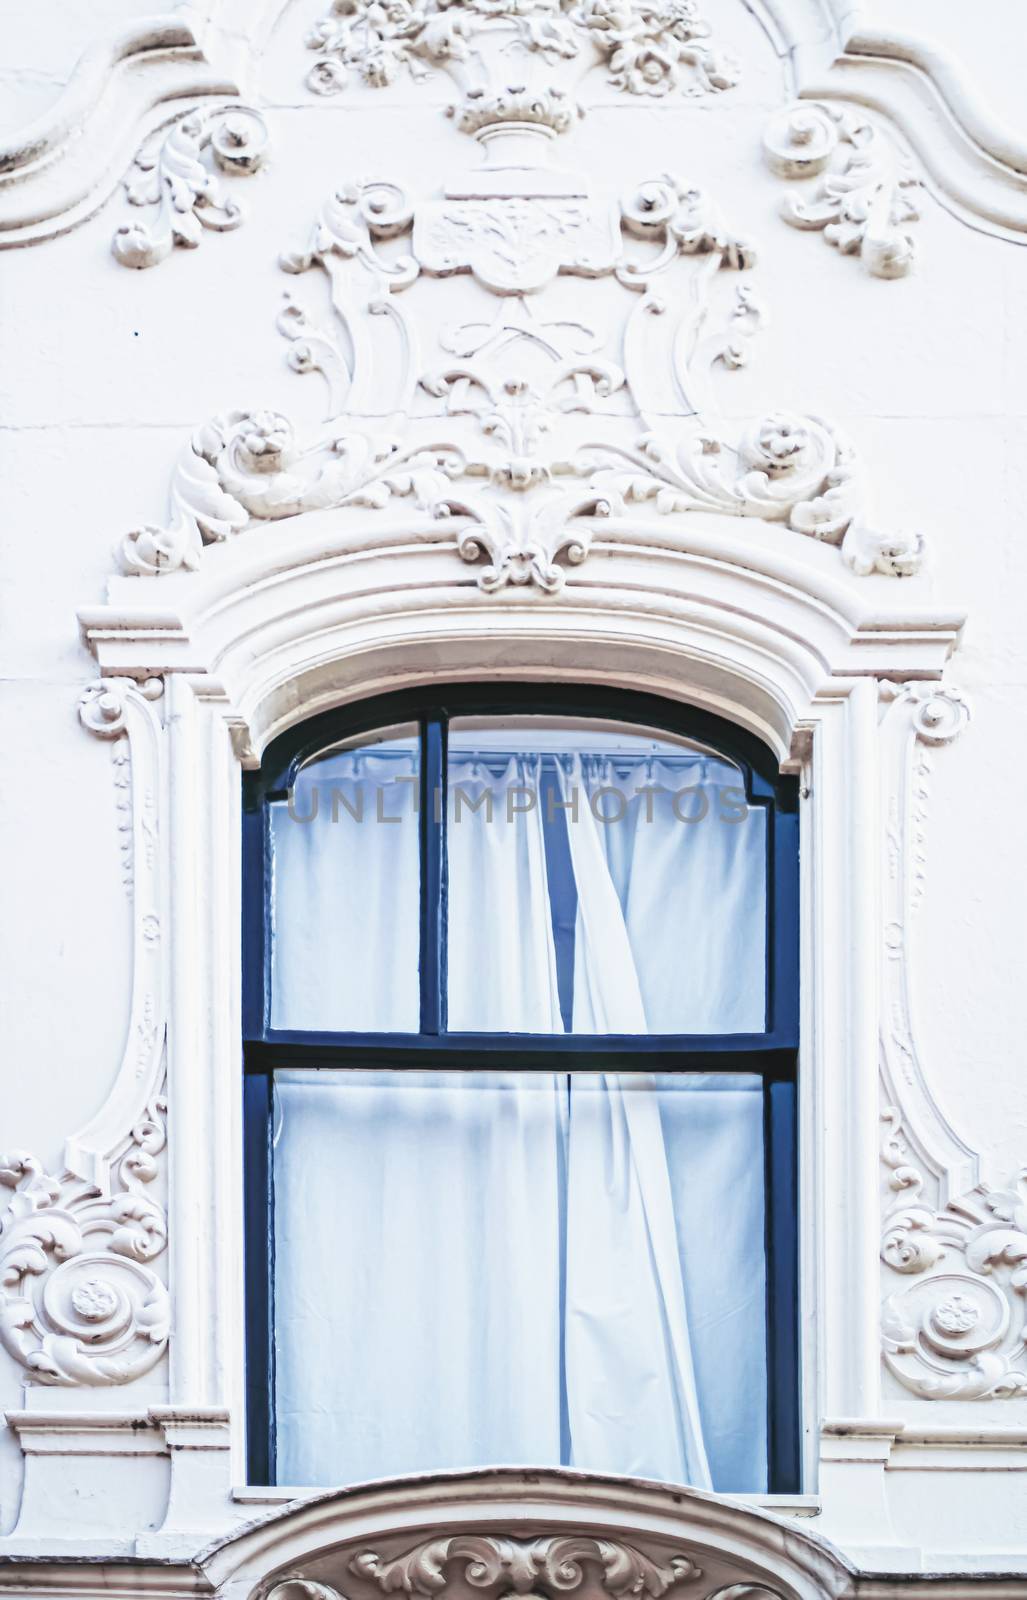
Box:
[231, 1485, 822, 1518]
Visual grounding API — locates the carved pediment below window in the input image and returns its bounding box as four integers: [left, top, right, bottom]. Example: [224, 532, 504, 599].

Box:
[263, 1536, 783, 1600]
[196, 1474, 851, 1600]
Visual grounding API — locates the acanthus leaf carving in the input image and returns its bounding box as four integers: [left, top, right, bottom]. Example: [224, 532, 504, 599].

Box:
[348, 1535, 702, 1599]
[575, 413, 923, 575]
[119, 410, 470, 576]
[0, 1096, 169, 1386]
[112, 105, 270, 270]
[880, 1111, 1027, 1400]
[763, 103, 921, 279]
[116, 123, 927, 588]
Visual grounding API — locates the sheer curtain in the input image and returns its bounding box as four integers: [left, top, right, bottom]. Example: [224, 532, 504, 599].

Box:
[269, 736, 420, 1032]
[272, 737, 769, 1494]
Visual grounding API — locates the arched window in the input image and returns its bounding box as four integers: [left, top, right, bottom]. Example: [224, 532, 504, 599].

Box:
[243, 687, 799, 1495]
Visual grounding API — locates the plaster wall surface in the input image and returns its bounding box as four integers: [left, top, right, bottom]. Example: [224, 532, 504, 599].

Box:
[1, 0, 1027, 1586]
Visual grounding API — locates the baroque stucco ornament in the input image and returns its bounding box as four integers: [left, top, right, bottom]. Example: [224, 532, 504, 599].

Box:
[262, 1537, 786, 1600]
[116, 130, 923, 588]
[304, 0, 739, 106]
[112, 104, 270, 269]
[0, 678, 170, 1386]
[763, 103, 921, 279]
[881, 1108, 1027, 1400]
[873, 684, 1027, 1400]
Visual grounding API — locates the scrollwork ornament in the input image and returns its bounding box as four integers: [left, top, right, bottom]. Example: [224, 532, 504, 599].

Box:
[350, 1535, 702, 1599]
[764, 103, 920, 279]
[78, 677, 164, 739]
[118, 136, 928, 587]
[573, 412, 924, 575]
[909, 687, 971, 746]
[0, 1098, 170, 1386]
[112, 106, 270, 269]
[880, 1110, 1027, 1399]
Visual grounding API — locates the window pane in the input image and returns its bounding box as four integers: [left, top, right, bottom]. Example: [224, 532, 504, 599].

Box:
[446, 718, 766, 1033]
[272, 1069, 767, 1492]
[269, 725, 419, 1031]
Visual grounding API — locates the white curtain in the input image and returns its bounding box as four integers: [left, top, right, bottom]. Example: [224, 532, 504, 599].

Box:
[269, 742, 420, 1032]
[272, 745, 769, 1494]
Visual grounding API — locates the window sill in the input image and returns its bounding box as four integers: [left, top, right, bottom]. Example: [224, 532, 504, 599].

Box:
[231, 1486, 822, 1519]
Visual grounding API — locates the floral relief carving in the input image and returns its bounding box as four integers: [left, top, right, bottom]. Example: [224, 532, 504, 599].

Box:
[763, 103, 921, 279]
[304, 0, 737, 107]
[265, 1550, 788, 1600]
[0, 678, 170, 1387]
[874, 684, 1025, 1401]
[0, 1098, 169, 1385]
[115, 99, 926, 589]
[577, 413, 923, 576]
[880, 1109, 1027, 1399]
[112, 105, 270, 269]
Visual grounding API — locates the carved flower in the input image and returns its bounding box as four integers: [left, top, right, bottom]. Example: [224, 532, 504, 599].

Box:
[932, 1294, 980, 1336]
[753, 415, 810, 474]
[238, 411, 293, 471]
[71, 1278, 119, 1323]
[612, 44, 679, 95]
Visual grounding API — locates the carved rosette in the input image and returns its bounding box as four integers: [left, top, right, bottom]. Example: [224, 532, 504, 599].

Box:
[113, 105, 270, 269]
[763, 103, 921, 279]
[881, 1110, 1027, 1399]
[0, 1111, 169, 1386]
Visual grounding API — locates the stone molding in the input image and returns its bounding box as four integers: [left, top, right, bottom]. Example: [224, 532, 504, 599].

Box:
[199, 1472, 853, 1600]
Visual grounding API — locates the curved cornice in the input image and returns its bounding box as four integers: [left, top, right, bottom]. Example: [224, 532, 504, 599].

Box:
[196, 1469, 855, 1600]
[78, 515, 964, 761]
[0, 16, 242, 247]
[799, 28, 1027, 242]
[3, 0, 1027, 247]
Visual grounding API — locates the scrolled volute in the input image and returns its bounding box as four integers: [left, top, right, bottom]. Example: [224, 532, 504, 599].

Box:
[350, 1535, 702, 1600]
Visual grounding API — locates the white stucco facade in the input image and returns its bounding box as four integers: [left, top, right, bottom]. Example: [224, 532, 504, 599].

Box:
[2, 1, 1027, 1594]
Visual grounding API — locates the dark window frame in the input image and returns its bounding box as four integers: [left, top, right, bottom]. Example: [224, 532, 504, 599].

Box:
[242, 683, 801, 1491]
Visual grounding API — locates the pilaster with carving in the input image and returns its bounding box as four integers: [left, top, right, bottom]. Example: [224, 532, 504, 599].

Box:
[875, 684, 1027, 1401]
[0, 678, 169, 1388]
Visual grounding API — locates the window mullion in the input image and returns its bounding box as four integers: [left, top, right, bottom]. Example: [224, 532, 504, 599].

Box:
[420, 715, 447, 1034]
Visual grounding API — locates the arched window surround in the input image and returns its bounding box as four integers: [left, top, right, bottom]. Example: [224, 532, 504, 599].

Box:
[75, 526, 969, 1550]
